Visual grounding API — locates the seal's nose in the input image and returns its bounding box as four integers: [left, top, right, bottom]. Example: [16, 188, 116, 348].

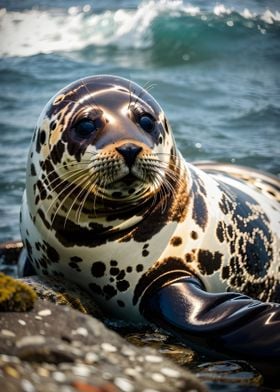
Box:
[116, 143, 142, 168]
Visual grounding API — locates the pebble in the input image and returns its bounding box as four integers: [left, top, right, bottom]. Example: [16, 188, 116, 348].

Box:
[161, 367, 180, 378]
[84, 352, 99, 364]
[52, 371, 67, 383]
[124, 368, 140, 378]
[1, 329, 16, 337]
[16, 335, 46, 348]
[72, 364, 91, 377]
[0, 354, 20, 363]
[37, 367, 50, 377]
[143, 390, 160, 392]
[21, 379, 35, 392]
[103, 371, 113, 380]
[72, 327, 88, 337]
[121, 346, 135, 357]
[144, 355, 162, 363]
[114, 377, 134, 392]
[18, 319, 27, 326]
[37, 309, 52, 317]
[101, 342, 117, 353]
[151, 373, 166, 383]
[4, 365, 20, 378]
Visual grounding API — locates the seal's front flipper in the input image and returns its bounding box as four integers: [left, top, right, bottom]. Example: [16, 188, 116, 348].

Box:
[141, 277, 280, 362]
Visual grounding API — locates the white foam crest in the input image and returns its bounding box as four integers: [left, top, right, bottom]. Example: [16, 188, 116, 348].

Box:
[213, 4, 232, 16]
[0, 8, 88, 56]
[0, 1, 279, 58]
[0, 0, 200, 57]
[260, 9, 280, 24]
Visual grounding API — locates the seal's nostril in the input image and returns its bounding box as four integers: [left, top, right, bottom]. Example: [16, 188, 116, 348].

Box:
[116, 143, 142, 168]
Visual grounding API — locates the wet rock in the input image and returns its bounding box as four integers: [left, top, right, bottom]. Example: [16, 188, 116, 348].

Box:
[126, 331, 196, 365]
[21, 275, 103, 318]
[0, 299, 207, 392]
[195, 361, 263, 385]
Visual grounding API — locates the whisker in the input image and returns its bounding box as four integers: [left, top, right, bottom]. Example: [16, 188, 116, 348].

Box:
[64, 175, 98, 228]
[76, 175, 100, 225]
[47, 171, 90, 225]
[46, 166, 93, 194]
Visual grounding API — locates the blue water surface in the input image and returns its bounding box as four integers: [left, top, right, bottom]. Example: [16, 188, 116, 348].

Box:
[0, 0, 279, 242]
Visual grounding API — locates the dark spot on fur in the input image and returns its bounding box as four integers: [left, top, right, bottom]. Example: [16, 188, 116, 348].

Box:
[44, 242, 60, 263]
[191, 231, 198, 240]
[116, 280, 130, 292]
[103, 285, 117, 299]
[110, 267, 120, 276]
[36, 180, 47, 200]
[126, 266, 132, 273]
[30, 163, 36, 176]
[25, 239, 33, 256]
[197, 249, 223, 275]
[40, 130, 46, 144]
[88, 282, 103, 295]
[170, 236, 182, 246]
[142, 249, 149, 257]
[222, 266, 230, 279]
[192, 194, 208, 231]
[50, 121, 56, 131]
[91, 261, 106, 278]
[164, 118, 169, 134]
[69, 262, 81, 271]
[110, 260, 118, 266]
[185, 253, 193, 263]
[216, 221, 225, 243]
[37, 209, 51, 230]
[50, 140, 65, 165]
[36, 129, 42, 153]
[71, 256, 83, 263]
[117, 300, 125, 307]
[52, 214, 114, 248]
[117, 270, 125, 280]
[136, 264, 144, 272]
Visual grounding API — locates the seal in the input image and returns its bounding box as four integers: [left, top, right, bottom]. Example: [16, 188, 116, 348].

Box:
[20, 75, 280, 362]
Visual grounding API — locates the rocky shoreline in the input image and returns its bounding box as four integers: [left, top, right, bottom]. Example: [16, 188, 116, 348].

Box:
[0, 241, 275, 392]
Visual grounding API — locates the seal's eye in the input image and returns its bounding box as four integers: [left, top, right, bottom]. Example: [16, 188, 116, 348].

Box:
[74, 119, 99, 138]
[138, 114, 155, 133]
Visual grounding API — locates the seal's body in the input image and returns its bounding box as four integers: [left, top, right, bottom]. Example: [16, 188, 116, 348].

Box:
[20, 75, 280, 361]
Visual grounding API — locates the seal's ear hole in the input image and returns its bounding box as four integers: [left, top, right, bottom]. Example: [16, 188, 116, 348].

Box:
[74, 118, 103, 139]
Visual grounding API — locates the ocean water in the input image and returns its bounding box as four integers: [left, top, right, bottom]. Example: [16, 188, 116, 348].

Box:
[0, 0, 279, 242]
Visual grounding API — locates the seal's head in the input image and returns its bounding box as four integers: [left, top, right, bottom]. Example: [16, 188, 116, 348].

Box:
[32, 75, 177, 217]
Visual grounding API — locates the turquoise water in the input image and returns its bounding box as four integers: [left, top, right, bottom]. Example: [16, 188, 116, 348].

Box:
[0, 0, 279, 242]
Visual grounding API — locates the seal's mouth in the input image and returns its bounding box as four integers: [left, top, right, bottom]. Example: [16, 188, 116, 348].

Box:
[121, 173, 139, 185]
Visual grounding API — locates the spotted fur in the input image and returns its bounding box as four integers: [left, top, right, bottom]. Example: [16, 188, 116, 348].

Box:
[20, 75, 280, 321]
